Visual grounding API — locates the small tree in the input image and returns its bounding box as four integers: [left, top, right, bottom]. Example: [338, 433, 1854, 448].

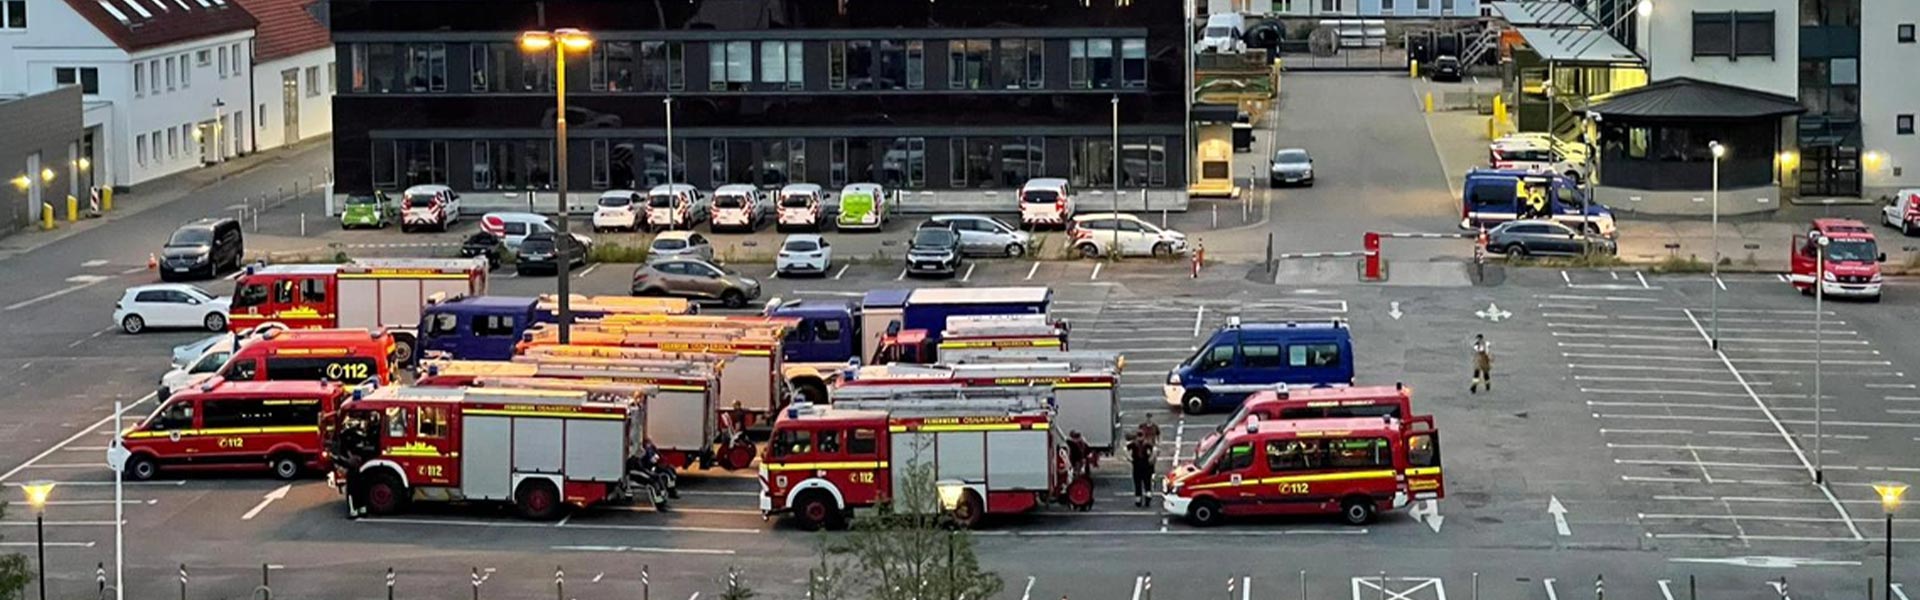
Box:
[717, 565, 755, 600]
[829, 463, 1003, 600]
[0, 503, 30, 600]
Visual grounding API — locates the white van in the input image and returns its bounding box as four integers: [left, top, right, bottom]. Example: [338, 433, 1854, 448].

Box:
[645, 184, 709, 232]
[1018, 178, 1077, 230]
[400, 184, 461, 232]
[777, 183, 829, 232]
[711, 184, 766, 233]
[1197, 13, 1247, 54]
[592, 190, 643, 232]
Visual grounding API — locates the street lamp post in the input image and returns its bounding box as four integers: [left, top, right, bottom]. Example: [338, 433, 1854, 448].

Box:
[1111, 94, 1121, 257]
[1709, 141, 1724, 349]
[1874, 482, 1907, 600]
[521, 28, 593, 344]
[664, 97, 676, 189]
[23, 481, 56, 600]
[1814, 233, 1829, 484]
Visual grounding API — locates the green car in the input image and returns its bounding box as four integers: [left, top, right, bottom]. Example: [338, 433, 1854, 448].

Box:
[341, 192, 394, 229]
[835, 183, 889, 231]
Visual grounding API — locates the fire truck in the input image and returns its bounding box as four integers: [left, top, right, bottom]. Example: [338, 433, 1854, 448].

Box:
[229, 258, 490, 363]
[1162, 416, 1443, 526]
[417, 357, 742, 470]
[873, 314, 1070, 365]
[518, 318, 795, 415]
[324, 385, 659, 520]
[1790, 218, 1885, 301]
[760, 386, 1094, 530]
[837, 353, 1121, 449]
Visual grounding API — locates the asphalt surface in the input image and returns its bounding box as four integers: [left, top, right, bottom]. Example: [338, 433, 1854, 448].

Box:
[0, 74, 1913, 600]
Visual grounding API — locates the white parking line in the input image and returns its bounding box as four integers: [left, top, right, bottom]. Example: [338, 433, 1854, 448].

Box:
[1636, 271, 1651, 288]
[1193, 306, 1205, 338]
[575, 264, 599, 278]
[1640, 513, 1853, 523]
[833, 264, 849, 280]
[961, 263, 976, 282]
[1091, 263, 1102, 281]
[895, 268, 907, 281]
[1868, 383, 1918, 389]
[1561, 270, 1571, 286]
[1025, 262, 1039, 280]
[1596, 413, 1920, 429]
[550, 545, 737, 556]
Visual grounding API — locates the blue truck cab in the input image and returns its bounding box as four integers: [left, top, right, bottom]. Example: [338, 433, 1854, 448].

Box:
[1164, 318, 1354, 415]
[1461, 168, 1615, 238]
[418, 296, 541, 361]
[767, 287, 1051, 367]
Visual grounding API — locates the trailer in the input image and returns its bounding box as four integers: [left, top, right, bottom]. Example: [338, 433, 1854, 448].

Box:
[230, 258, 490, 363]
[323, 385, 653, 520]
[760, 386, 1093, 530]
[837, 355, 1122, 449]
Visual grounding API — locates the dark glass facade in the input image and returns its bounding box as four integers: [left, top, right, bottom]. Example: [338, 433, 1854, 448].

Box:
[329, 0, 1189, 196]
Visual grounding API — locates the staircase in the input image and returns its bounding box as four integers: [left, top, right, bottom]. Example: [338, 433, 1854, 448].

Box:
[1461, 25, 1501, 66]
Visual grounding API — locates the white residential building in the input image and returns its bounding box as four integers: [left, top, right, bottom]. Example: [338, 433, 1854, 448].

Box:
[1860, 1, 1920, 196]
[0, 0, 257, 189]
[232, 0, 332, 152]
[1633, 0, 1797, 98]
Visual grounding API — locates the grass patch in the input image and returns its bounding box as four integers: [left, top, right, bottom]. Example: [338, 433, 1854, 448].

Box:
[1647, 254, 1713, 273]
[1506, 252, 1627, 269]
[588, 242, 650, 264]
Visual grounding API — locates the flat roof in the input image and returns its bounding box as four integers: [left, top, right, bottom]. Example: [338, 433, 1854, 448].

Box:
[1514, 27, 1643, 65]
[909, 287, 1051, 305]
[1488, 1, 1600, 28]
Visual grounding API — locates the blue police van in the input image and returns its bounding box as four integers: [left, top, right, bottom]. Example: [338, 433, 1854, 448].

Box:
[1164, 318, 1354, 414]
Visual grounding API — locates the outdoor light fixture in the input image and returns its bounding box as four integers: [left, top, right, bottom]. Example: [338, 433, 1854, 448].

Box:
[22, 480, 55, 509]
[76, 157, 91, 171]
[1708, 141, 1724, 158]
[39, 168, 55, 183]
[1636, 0, 1651, 17]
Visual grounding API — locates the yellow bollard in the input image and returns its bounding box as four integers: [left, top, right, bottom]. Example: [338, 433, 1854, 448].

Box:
[41, 203, 55, 230]
[102, 187, 113, 212]
[1424, 91, 1435, 113]
[66, 195, 78, 222]
[1488, 117, 1496, 140]
[1409, 60, 1419, 79]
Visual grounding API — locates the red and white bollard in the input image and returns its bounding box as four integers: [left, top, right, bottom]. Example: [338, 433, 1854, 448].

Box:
[1362, 232, 1383, 281]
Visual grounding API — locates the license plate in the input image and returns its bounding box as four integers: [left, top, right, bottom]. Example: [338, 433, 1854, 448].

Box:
[172, 267, 189, 272]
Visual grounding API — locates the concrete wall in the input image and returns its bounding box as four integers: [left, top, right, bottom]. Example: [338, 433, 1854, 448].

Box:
[251, 47, 335, 152]
[0, 86, 84, 236]
[1861, 1, 1920, 198]
[1595, 183, 1779, 216]
[1636, 0, 1798, 98]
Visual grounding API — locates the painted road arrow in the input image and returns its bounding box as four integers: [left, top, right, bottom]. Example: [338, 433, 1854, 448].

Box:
[1476, 302, 1512, 322]
[1388, 301, 1403, 320]
[1548, 496, 1570, 536]
[241, 484, 291, 521]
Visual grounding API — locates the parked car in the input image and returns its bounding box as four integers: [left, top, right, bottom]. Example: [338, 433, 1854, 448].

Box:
[400, 184, 461, 232]
[479, 212, 557, 251]
[711, 184, 767, 232]
[460, 230, 505, 270]
[1068, 213, 1189, 258]
[1017, 178, 1076, 230]
[835, 183, 893, 231]
[1270, 148, 1315, 187]
[159, 217, 244, 282]
[170, 333, 227, 368]
[776, 234, 834, 277]
[593, 190, 643, 232]
[925, 215, 1031, 257]
[1486, 219, 1616, 257]
[161, 335, 235, 393]
[646, 184, 709, 231]
[340, 192, 394, 229]
[777, 183, 831, 232]
[631, 258, 762, 309]
[650, 230, 715, 262]
[906, 221, 965, 278]
[1430, 55, 1463, 82]
[114, 284, 230, 334]
[515, 231, 593, 276]
[1880, 188, 1920, 235]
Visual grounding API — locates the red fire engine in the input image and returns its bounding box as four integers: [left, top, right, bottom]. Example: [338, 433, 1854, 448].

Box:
[1194, 383, 1421, 460]
[759, 386, 1094, 530]
[323, 385, 653, 520]
[1163, 416, 1443, 526]
[229, 258, 489, 363]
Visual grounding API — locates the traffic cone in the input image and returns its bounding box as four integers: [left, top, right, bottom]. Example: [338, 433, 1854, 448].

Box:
[148, 253, 158, 270]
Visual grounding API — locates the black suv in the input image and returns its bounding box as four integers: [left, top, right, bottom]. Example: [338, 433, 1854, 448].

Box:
[515, 232, 591, 276]
[907, 221, 964, 278]
[160, 217, 244, 281]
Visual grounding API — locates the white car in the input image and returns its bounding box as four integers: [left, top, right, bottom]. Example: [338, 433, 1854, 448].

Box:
[114, 284, 231, 334]
[1067, 213, 1189, 258]
[711, 184, 766, 233]
[161, 335, 235, 393]
[776, 234, 834, 276]
[1490, 135, 1591, 182]
[593, 190, 643, 232]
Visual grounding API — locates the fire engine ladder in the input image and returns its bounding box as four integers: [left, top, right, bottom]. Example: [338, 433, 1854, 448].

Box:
[520, 345, 731, 365]
[939, 350, 1123, 372]
[509, 355, 723, 377]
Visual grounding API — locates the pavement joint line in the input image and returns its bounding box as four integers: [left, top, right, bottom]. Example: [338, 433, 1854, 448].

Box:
[1574, 376, 1767, 386]
[1711, 430, 1872, 441]
[1682, 307, 1866, 540]
[971, 528, 1368, 537]
[1550, 322, 1859, 335]
[360, 517, 763, 535]
[0, 392, 153, 483]
[1596, 413, 1920, 429]
[1536, 293, 1660, 303]
[1654, 495, 1887, 506]
[549, 545, 737, 555]
[1607, 443, 1836, 454]
[1621, 476, 1703, 483]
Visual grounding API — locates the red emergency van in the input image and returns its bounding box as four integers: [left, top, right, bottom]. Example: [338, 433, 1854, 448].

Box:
[218, 328, 400, 388]
[1790, 218, 1884, 301]
[1163, 416, 1442, 526]
[1194, 384, 1417, 460]
[121, 380, 347, 481]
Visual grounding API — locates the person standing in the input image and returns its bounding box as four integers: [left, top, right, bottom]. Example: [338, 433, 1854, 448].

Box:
[1470, 334, 1493, 393]
[1137, 412, 1162, 449]
[1127, 432, 1156, 507]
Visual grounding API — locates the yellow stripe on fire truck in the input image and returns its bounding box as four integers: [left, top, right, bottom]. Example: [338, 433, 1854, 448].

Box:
[764, 461, 889, 472]
[123, 425, 318, 439]
[1185, 469, 1399, 491]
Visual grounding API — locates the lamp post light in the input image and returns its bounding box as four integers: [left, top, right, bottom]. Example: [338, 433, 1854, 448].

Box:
[1814, 232, 1830, 484]
[1709, 140, 1724, 349]
[520, 28, 593, 344]
[23, 480, 56, 600]
[1875, 482, 1907, 600]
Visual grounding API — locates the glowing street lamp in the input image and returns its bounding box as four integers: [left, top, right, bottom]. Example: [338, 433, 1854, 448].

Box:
[519, 27, 593, 344]
[1876, 482, 1907, 600]
[1708, 140, 1723, 350]
[23, 480, 56, 600]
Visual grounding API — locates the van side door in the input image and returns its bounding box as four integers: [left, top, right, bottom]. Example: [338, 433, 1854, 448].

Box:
[1285, 338, 1351, 386]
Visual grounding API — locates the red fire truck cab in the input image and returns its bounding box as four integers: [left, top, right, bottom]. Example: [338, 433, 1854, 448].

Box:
[324, 385, 647, 520]
[1790, 218, 1885, 301]
[218, 327, 400, 388]
[1163, 416, 1443, 526]
[228, 258, 489, 363]
[760, 392, 1092, 530]
[122, 380, 347, 481]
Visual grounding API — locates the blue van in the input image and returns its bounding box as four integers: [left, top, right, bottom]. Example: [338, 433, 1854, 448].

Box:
[1163, 318, 1354, 414]
[1461, 168, 1615, 238]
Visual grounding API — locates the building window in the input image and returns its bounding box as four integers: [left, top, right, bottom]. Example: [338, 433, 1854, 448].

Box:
[1088, 39, 1114, 88]
[218, 47, 229, 77]
[1, 0, 26, 29]
[709, 41, 753, 91]
[136, 134, 147, 166]
[351, 45, 368, 91]
[165, 57, 177, 89]
[371, 140, 450, 189]
[180, 55, 190, 88]
[948, 39, 990, 89]
[906, 40, 925, 90]
[878, 137, 925, 188]
[593, 41, 684, 92]
[759, 41, 803, 89]
[134, 63, 145, 97]
[1693, 11, 1774, 58]
[232, 43, 243, 74]
[964, 138, 995, 188]
[328, 62, 336, 92]
[55, 67, 100, 94]
[709, 139, 728, 186]
[1069, 40, 1089, 89]
[471, 140, 551, 190]
[358, 42, 449, 93]
[1900, 115, 1916, 136]
[828, 41, 847, 90]
[590, 139, 610, 188]
[471, 42, 551, 92]
[305, 66, 320, 97]
[1901, 24, 1917, 44]
[830, 138, 848, 187]
[1381, 0, 1393, 12]
[196, 49, 212, 66]
[167, 128, 178, 159]
[1121, 38, 1147, 88]
[1071, 137, 1115, 187]
[996, 39, 1026, 90]
[594, 41, 635, 91]
[1120, 137, 1165, 187]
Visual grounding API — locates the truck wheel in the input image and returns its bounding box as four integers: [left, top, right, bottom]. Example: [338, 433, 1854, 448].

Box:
[794, 491, 843, 531]
[1065, 476, 1095, 510]
[1188, 497, 1223, 526]
[1181, 392, 1209, 415]
[390, 336, 416, 368]
[791, 379, 829, 405]
[515, 479, 564, 521]
[126, 454, 158, 481]
[949, 491, 984, 529]
[1340, 496, 1377, 525]
[268, 453, 303, 480]
[365, 473, 407, 516]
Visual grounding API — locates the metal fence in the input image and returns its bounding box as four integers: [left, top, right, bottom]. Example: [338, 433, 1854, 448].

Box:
[1275, 41, 1408, 71]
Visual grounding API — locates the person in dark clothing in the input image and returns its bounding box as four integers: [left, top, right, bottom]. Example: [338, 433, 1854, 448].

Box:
[1126, 432, 1156, 507]
[1066, 431, 1092, 475]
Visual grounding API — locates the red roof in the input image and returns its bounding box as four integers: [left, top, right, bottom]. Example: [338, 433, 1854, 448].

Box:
[228, 0, 329, 62]
[63, 0, 258, 53]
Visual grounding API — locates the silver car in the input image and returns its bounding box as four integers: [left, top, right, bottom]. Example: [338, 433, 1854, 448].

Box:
[649, 231, 715, 262]
[1270, 148, 1314, 187]
[1487, 219, 1616, 257]
[926, 214, 1033, 257]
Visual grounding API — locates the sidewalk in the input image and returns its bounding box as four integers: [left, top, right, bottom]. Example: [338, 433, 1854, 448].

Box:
[0, 136, 332, 261]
